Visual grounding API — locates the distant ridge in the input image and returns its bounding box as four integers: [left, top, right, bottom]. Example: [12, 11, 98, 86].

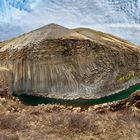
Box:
[0, 23, 139, 52]
[0, 23, 89, 51]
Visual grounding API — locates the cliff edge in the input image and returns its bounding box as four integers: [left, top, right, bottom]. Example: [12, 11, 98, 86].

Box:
[0, 23, 140, 99]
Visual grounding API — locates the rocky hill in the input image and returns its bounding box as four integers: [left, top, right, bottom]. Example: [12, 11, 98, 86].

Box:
[0, 23, 140, 99]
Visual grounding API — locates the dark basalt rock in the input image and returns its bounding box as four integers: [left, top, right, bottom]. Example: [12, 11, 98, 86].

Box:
[109, 90, 140, 111]
[134, 101, 140, 109]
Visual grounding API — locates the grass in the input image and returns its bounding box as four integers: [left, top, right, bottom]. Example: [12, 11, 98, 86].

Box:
[0, 108, 139, 140]
[0, 91, 139, 140]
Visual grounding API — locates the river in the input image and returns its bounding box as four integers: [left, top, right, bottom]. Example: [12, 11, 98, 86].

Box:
[13, 83, 140, 107]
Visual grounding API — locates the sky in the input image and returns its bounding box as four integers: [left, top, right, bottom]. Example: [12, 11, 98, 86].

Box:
[0, 0, 140, 45]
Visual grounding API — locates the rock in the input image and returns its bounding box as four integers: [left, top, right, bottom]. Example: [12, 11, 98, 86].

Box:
[109, 90, 140, 111]
[134, 101, 140, 109]
[0, 23, 140, 99]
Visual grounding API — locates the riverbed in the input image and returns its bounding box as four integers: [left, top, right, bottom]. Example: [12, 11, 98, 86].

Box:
[13, 83, 140, 106]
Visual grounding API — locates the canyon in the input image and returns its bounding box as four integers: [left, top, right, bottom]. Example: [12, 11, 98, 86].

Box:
[0, 23, 140, 99]
[0, 23, 140, 140]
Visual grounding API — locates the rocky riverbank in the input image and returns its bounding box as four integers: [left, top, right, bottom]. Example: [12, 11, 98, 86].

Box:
[0, 91, 139, 140]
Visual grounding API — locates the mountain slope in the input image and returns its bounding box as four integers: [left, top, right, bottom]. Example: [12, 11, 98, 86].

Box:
[73, 28, 140, 50]
[0, 23, 140, 99]
[0, 23, 89, 51]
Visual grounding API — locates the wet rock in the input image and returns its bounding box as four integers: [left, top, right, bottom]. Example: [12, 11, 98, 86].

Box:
[134, 101, 140, 109]
[109, 90, 140, 111]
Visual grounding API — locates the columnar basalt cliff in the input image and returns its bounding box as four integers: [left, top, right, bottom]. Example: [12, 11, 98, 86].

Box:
[0, 67, 12, 94]
[0, 24, 140, 99]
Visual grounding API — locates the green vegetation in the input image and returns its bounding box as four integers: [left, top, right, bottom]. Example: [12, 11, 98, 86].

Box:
[119, 72, 140, 82]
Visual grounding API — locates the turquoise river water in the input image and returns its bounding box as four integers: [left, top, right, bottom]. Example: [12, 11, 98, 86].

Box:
[13, 83, 140, 106]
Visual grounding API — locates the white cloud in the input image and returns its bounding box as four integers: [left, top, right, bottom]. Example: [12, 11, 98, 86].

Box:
[0, 0, 140, 45]
[0, 24, 23, 41]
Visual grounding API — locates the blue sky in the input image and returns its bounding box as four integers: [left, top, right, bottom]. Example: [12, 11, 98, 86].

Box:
[0, 0, 140, 45]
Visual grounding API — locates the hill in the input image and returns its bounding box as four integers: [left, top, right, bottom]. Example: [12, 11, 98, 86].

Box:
[0, 23, 140, 99]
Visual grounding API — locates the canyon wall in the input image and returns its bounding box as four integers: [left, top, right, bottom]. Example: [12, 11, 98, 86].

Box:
[0, 67, 12, 94]
[0, 39, 140, 99]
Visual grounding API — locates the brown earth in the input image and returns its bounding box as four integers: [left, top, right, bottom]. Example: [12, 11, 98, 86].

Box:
[0, 91, 139, 140]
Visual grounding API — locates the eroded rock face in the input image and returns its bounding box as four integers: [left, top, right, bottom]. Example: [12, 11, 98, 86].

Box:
[0, 24, 140, 99]
[0, 38, 140, 99]
[0, 68, 12, 95]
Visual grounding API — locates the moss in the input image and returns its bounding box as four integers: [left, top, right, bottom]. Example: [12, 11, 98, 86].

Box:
[118, 72, 140, 83]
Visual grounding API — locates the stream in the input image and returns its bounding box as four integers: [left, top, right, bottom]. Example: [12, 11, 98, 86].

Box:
[13, 83, 140, 106]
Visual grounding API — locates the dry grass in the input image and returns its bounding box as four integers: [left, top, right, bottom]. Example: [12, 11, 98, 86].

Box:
[0, 106, 139, 140]
[0, 92, 139, 140]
